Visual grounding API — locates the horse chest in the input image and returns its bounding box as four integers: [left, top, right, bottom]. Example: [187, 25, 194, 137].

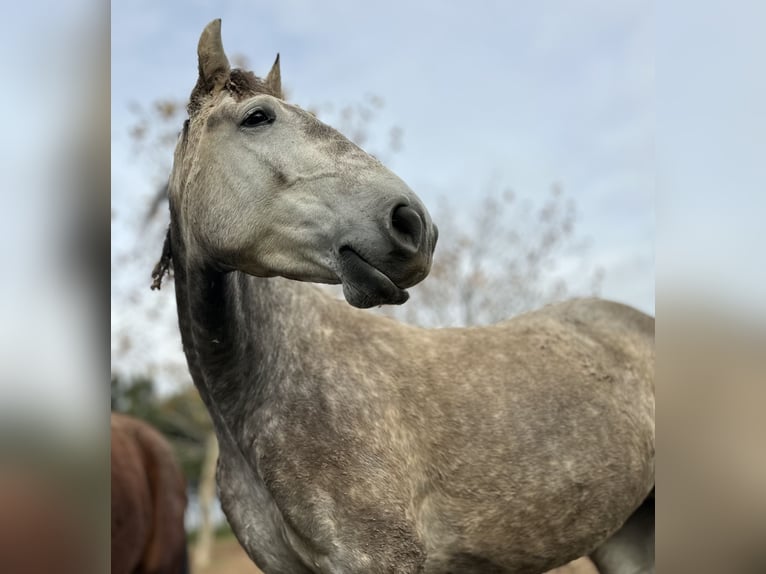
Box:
[216, 444, 317, 573]
[217, 420, 427, 574]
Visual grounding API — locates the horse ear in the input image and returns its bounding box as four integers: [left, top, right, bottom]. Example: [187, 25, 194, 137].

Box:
[265, 54, 283, 98]
[197, 19, 230, 93]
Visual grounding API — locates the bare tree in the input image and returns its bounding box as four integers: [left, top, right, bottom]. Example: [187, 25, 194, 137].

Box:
[191, 431, 219, 571]
[381, 183, 603, 328]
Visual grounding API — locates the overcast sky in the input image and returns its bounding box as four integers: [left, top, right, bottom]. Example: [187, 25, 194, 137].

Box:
[111, 1, 655, 386]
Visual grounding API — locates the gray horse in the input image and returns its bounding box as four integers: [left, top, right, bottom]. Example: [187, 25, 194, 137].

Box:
[154, 19, 654, 574]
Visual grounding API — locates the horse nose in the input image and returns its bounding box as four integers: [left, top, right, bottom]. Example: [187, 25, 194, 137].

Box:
[389, 204, 424, 253]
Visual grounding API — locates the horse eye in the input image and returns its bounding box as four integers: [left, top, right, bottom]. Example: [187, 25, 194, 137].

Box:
[242, 109, 272, 128]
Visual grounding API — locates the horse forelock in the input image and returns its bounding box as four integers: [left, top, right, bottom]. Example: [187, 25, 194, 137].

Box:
[188, 68, 277, 117]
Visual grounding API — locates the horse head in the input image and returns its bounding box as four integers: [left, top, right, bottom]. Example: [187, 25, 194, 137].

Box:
[168, 19, 438, 308]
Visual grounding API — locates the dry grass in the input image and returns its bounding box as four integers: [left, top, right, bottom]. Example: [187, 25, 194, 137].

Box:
[546, 557, 599, 574]
[193, 537, 263, 574]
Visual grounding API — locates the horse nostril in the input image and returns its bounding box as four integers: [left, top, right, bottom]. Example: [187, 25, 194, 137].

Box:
[390, 204, 423, 252]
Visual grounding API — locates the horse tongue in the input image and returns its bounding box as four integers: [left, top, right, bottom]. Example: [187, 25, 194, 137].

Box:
[338, 248, 409, 308]
[342, 280, 409, 309]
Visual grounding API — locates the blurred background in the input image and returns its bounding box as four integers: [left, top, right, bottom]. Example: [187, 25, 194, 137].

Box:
[111, 2, 651, 572]
[0, 0, 763, 572]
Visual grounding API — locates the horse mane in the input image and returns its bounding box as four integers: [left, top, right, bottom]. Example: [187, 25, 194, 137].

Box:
[151, 224, 173, 290]
[151, 66, 280, 291]
[188, 68, 277, 117]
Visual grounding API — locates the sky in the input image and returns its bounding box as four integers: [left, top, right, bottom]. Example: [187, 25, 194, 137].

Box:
[111, 0, 655, 388]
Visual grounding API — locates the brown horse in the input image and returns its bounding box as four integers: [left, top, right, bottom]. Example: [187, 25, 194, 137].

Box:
[111, 412, 189, 574]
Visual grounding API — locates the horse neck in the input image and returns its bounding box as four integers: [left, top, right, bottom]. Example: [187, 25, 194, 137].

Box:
[169, 210, 322, 440]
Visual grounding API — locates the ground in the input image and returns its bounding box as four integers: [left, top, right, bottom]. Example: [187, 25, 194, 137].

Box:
[195, 537, 598, 574]
[194, 536, 263, 574]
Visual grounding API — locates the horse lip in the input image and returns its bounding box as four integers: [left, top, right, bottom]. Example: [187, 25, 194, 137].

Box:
[337, 246, 409, 308]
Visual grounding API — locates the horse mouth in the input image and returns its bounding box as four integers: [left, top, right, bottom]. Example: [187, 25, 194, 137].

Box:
[337, 246, 409, 308]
